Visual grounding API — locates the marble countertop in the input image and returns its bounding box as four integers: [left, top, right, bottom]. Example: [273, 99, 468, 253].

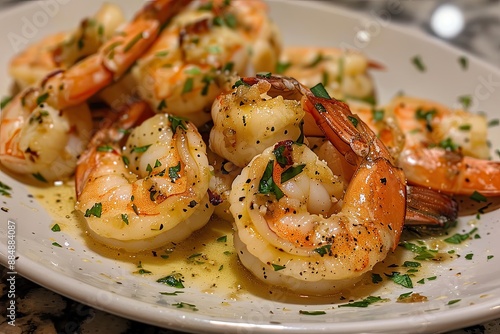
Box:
[1, 1, 500, 333]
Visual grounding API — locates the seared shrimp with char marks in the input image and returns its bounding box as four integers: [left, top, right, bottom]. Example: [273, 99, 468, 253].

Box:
[76, 113, 213, 252]
[229, 76, 406, 294]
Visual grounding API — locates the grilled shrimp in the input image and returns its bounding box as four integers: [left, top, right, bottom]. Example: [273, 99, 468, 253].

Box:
[384, 96, 500, 196]
[131, 0, 281, 127]
[209, 74, 305, 168]
[9, 3, 125, 89]
[278, 47, 376, 104]
[229, 76, 406, 294]
[75, 112, 213, 252]
[0, 0, 192, 182]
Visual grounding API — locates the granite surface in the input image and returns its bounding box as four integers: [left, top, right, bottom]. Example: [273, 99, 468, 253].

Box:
[1, 0, 500, 333]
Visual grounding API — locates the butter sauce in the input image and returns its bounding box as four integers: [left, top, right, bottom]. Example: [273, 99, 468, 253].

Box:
[29, 182, 469, 305]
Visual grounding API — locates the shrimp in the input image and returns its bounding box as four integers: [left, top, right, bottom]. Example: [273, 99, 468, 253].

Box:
[278, 47, 377, 104]
[207, 148, 242, 221]
[384, 96, 500, 196]
[0, 0, 192, 182]
[309, 136, 458, 233]
[209, 74, 305, 168]
[9, 3, 126, 89]
[131, 0, 281, 126]
[75, 113, 213, 252]
[229, 76, 406, 294]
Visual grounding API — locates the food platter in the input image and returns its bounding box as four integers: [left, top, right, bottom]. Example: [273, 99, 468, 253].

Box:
[1, 1, 500, 333]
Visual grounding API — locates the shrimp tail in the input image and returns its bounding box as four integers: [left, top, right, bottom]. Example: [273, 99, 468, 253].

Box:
[404, 185, 458, 235]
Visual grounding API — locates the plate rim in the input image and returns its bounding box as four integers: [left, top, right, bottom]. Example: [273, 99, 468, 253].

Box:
[1, 1, 500, 333]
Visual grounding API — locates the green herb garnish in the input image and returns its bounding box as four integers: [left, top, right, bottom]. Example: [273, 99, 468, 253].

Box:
[131, 145, 152, 153]
[338, 296, 385, 308]
[157, 273, 185, 288]
[314, 244, 331, 257]
[168, 115, 188, 134]
[84, 202, 102, 218]
[272, 264, 286, 271]
[412, 55, 425, 72]
[310, 83, 331, 99]
[299, 310, 326, 315]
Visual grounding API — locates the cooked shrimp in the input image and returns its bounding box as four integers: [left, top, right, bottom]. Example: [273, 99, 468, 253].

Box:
[132, 0, 280, 126]
[384, 96, 500, 196]
[207, 148, 242, 222]
[309, 136, 458, 232]
[278, 47, 376, 104]
[9, 3, 125, 89]
[209, 74, 305, 168]
[229, 76, 406, 294]
[0, 0, 192, 182]
[75, 113, 213, 252]
[0, 94, 92, 182]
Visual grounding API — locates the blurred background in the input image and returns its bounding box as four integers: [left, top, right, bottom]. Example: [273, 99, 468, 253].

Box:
[1, 0, 499, 333]
[334, 0, 500, 65]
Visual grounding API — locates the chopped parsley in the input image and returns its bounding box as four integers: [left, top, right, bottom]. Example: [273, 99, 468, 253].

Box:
[314, 244, 332, 257]
[444, 227, 478, 244]
[338, 296, 385, 308]
[347, 115, 359, 127]
[372, 109, 385, 122]
[458, 56, 468, 70]
[256, 71, 271, 79]
[310, 82, 331, 99]
[271, 264, 286, 271]
[216, 235, 227, 243]
[32, 172, 48, 183]
[258, 160, 284, 200]
[168, 115, 188, 134]
[157, 99, 167, 111]
[84, 202, 102, 218]
[470, 191, 487, 203]
[36, 92, 50, 105]
[275, 61, 291, 74]
[371, 273, 383, 284]
[97, 145, 114, 152]
[232, 79, 250, 88]
[387, 272, 413, 288]
[168, 162, 181, 182]
[458, 95, 472, 109]
[447, 299, 461, 305]
[299, 310, 326, 315]
[131, 144, 152, 153]
[124, 32, 143, 52]
[411, 55, 425, 72]
[172, 302, 198, 311]
[51, 224, 61, 232]
[0, 181, 12, 197]
[182, 77, 194, 94]
[160, 291, 184, 296]
[121, 214, 129, 225]
[400, 241, 438, 260]
[488, 119, 499, 127]
[1, 96, 12, 109]
[51, 242, 62, 247]
[157, 273, 185, 288]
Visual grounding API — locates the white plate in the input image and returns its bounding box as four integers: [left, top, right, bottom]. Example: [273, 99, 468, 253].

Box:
[1, 1, 500, 333]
